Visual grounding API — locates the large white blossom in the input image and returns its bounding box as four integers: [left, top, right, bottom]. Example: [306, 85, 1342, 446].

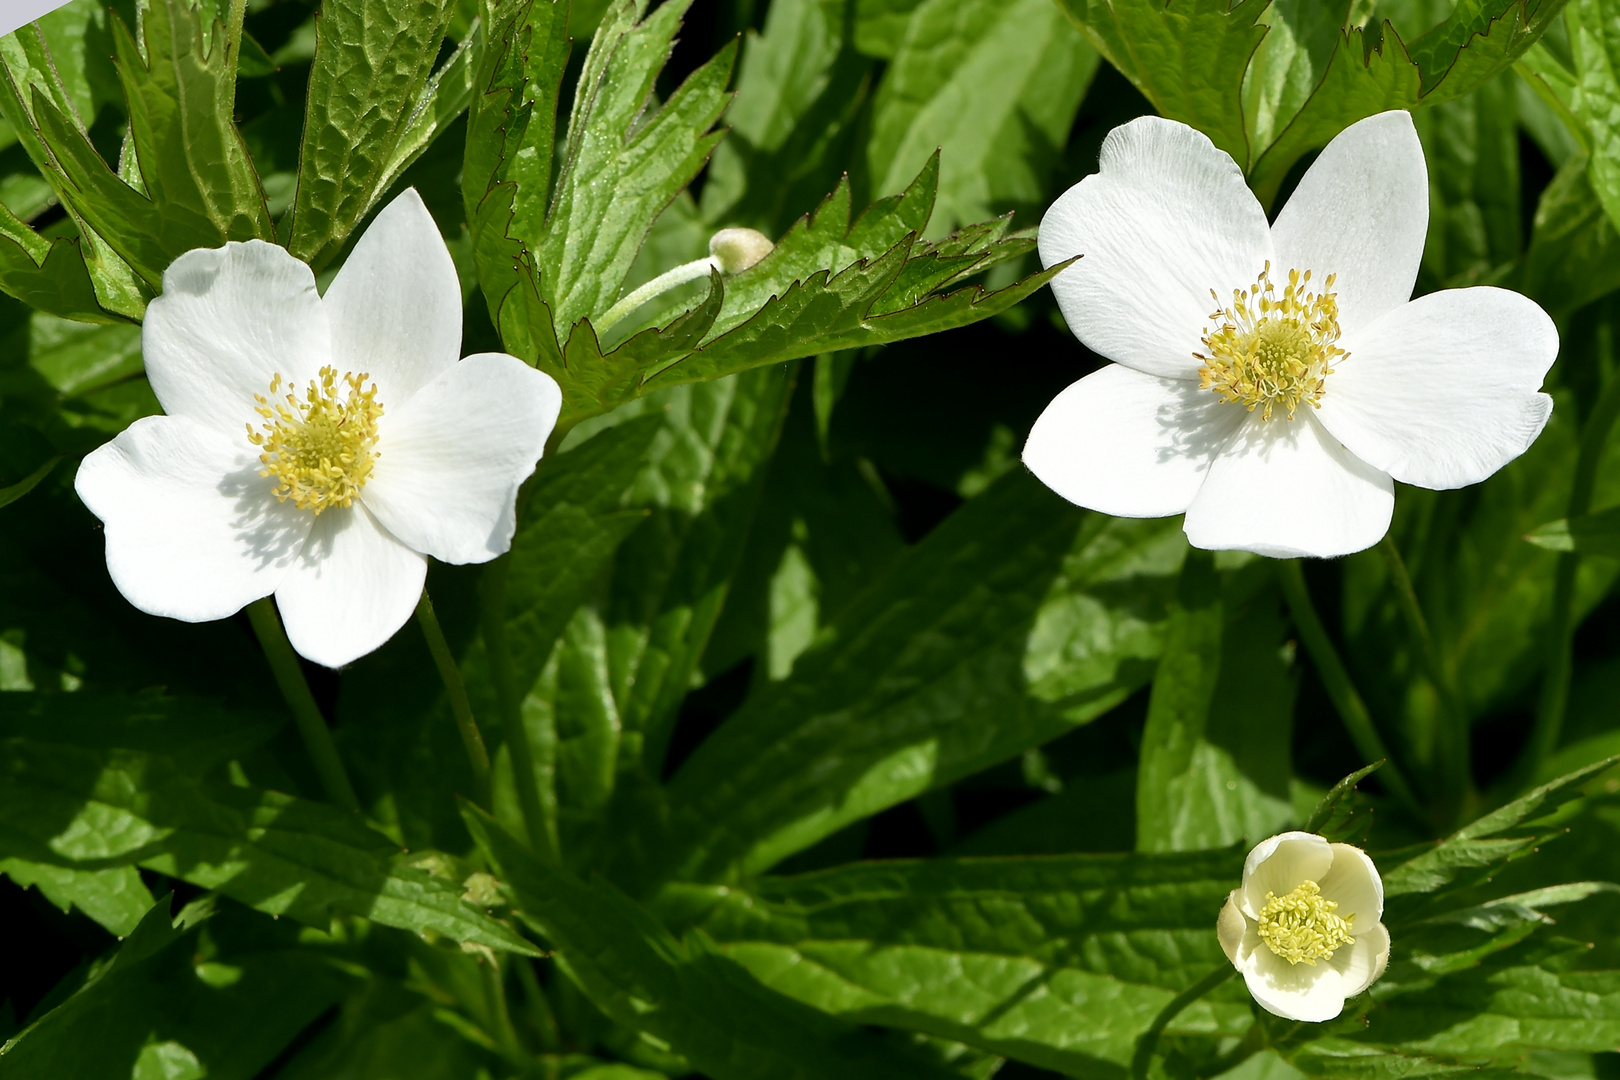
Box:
[1218, 831, 1390, 1022]
[1027, 111, 1557, 558]
[76, 189, 561, 668]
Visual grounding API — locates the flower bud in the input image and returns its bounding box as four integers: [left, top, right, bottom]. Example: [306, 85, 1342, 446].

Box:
[709, 227, 773, 274]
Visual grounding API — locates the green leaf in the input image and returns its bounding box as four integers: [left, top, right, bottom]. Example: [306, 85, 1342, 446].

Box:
[0, 896, 354, 1078]
[467, 805, 969, 1080]
[867, 0, 1098, 236]
[1252, 0, 1570, 202]
[0, 203, 117, 323]
[854, 0, 927, 58]
[1053, 0, 1267, 166]
[1287, 1038, 1532, 1080]
[0, 453, 57, 510]
[701, 0, 876, 236]
[605, 470, 1186, 893]
[1303, 762, 1384, 841]
[534, 0, 734, 331]
[1521, 154, 1620, 313]
[652, 849, 1252, 1078]
[0, 858, 153, 937]
[372, 20, 485, 207]
[1242, 0, 1352, 159]
[1527, 503, 1620, 554]
[1381, 757, 1619, 900]
[287, 0, 456, 269]
[1413, 72, 1521, 284]
[0, 692, 540, 955]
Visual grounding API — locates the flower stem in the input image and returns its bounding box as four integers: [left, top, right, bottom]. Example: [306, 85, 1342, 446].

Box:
[1377, 533, 1471, 817]
[596, 257, 716, 335]
[246, 598, 360, 813]
[479, 556, 560, 862]
[1525, 373, 1620, 783]
[1276, 560, 1423, 816]
[1130, 965, 1235, 1080]
[416, 589, 492, 808]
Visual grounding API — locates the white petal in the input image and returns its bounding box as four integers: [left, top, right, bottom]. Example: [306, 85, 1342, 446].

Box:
[323, 188, 462, 409]
[1184, 415, 1393, 559]
[1332, 920, 1390, 998]
[275, 504, 427, 668]
[74, 416, 310, 622]
[1270, 110, 1427, 338]
[1242, 831, 1334, 919]
[1315, 288, 1557, 490]
[362, 354, 561, 564]
[1243, 946, 1347, 1022]
[143, 241, 331, 440]
[1039, 116, 1274, 380]
[1023, 364, 1245, 517]
[1319, 843, 1384, 925]
[1218, 891, 1251, 965]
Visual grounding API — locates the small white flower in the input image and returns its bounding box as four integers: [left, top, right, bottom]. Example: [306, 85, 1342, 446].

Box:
[76, 189, 561, 668]
[1218, 831, 1390, 1022]
[1027, 111, 1557, 558]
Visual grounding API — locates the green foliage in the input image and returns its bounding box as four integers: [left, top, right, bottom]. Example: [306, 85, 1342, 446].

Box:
[2, 0, 1620, 1076]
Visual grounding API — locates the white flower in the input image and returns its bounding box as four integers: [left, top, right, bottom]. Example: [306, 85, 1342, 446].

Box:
[75, 189, 562, 668]
[1026, 111, 1557, 558]
[1218, 831, 1390, 1022]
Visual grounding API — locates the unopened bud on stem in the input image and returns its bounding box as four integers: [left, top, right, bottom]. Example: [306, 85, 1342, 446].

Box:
[708, 227, 774, 274]
[597, 226, 777, 333]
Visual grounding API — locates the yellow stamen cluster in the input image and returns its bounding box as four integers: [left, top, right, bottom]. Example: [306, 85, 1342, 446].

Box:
[247, 367, 382, 514]
[1197, 263, 1345, 421]
[1257, 880, 1355, 966]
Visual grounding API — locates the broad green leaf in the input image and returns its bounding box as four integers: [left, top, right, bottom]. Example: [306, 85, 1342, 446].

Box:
[1381, 757, 1617, 899]
[287, 0, 456, 269]
[1413, 72, 1520, 285]
[0, 692, 539, 955]
[867, 0, 1098, 237]
[1522, 154, 1620, 312]
[0, 858, 152, 937]
[1138, 555, 1296, 852]
[604, 470, 1186, 893]
[0, 896, 353, 1079]
[1526, 503, 1620, 554]
[652, 850, 1253, 1078]
[534, 0, 734, 331]
[269, 982, 501, 1079]
[371, 20, 485, 205]
[1253, 0, 1569, 202]
[701, 0, 875, 236]
[1053, 0, 1268, 165]
[1564, 0, 1620, 233]
[467, 806, 968, 1080]
[854, 0, 927, 58]
[1287, 1038, 1534, 1080]
[0, 201, 117, 323]
[1243, 0, 1352, 159]
[0, 452, 57, 509]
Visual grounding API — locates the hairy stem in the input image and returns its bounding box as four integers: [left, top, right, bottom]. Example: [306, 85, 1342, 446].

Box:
[1276, 560, 1422, 816]
[417, 589, 492, 808]
[596, 257, 716, 334]
[246, 598, 360, 812]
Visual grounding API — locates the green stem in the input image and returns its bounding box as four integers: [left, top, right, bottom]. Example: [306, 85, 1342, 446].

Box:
[1276, 560, 1422, 816]
[246, 598, 360, 813]
[479, 556, 560, 862]
[1131, 965, 1235, 1080]
[596, 257, 716, 334]
[1377, 533, 1471, 817]
[1526, 373, 1620, 782]
[417, 589, 492, 807]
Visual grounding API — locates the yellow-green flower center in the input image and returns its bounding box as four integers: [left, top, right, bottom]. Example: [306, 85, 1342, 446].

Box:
[247, 367, 382, 514]
[1197, 263, 1345, 421]
[1257, 879, 1355, 965]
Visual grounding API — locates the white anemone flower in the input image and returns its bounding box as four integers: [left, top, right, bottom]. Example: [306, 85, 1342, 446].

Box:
[1218, 831, 1390, 1022]
[76, 189, 561, 668]
[1027, 110, 1557, 557]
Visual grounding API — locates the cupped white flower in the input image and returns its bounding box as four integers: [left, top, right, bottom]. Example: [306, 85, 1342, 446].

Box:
[1217, 831, 1390, 1022]
[76, 189, 562, 668]
[1028, 110, 1557, 558]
